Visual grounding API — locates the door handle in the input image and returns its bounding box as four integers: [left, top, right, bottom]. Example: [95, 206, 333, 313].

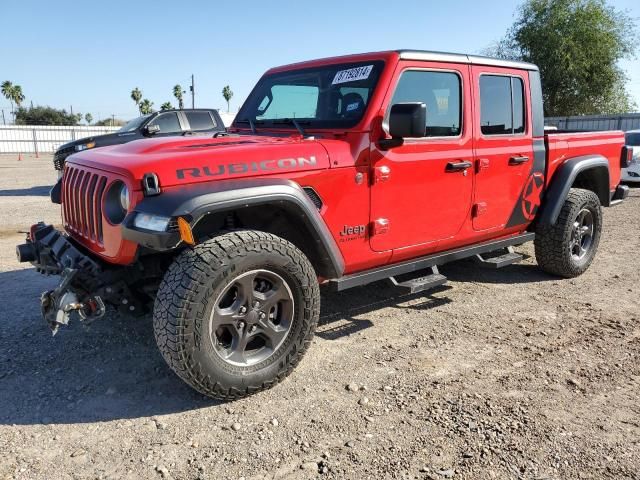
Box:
[446, 161, 473, 172]
[509, 156, 530, 165]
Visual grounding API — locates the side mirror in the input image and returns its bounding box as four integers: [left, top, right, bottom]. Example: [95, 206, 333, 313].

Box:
[388, 102, 427, 139]
[144, 124, 161, 135]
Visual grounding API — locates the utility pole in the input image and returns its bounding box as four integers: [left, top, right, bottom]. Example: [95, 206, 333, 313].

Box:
[30, 100, 34, 110]
[190, 74, 195, 108]
[70, 105, 73, 115]
[111, 114, 115, 127]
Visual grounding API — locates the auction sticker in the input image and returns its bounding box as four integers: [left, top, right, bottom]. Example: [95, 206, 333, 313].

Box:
[332, 65, 374, 85]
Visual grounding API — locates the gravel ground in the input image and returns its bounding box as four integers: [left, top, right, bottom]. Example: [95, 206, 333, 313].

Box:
[0, 154, 638, 480]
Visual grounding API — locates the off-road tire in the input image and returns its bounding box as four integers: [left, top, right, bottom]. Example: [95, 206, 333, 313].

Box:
[534, 188, 602, 278]
[153, 230, 320, 400]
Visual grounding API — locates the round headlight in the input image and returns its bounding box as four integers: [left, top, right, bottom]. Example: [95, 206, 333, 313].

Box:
[104, 181, 129, 225]
[119, 184, 130, 211]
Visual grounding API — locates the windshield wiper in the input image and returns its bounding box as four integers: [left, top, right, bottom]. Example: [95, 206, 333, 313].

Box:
[235, 118, 259, 134]
[273, 118, 310, 137]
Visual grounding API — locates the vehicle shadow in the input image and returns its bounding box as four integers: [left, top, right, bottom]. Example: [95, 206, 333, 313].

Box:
[0, 185, 53, 196]
[443, 257, 558, 284]
[0, 267, 453, 426]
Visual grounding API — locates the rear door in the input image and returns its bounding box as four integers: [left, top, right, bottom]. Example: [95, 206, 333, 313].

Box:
[369, 62, 474, 252]
[471, 68, 535, 231]
[184, 110, 220, 134]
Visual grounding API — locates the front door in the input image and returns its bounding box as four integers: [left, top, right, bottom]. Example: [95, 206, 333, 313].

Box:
[471, 67, 535, 231]
[370, 62, 474, 252]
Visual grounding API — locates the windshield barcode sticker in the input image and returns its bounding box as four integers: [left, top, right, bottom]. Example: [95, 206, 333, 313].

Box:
[332, 65, 374, 85]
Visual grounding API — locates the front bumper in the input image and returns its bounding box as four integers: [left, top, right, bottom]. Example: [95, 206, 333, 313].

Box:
[16, 223, 106, 332]
[16, 223, 149, 332]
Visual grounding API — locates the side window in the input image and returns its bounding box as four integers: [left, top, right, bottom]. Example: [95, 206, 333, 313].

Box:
[390, 70, 462, 137]
[480, 75, 526, 135]
[148, 112, 181, 133]
[186, 111, 216, 131]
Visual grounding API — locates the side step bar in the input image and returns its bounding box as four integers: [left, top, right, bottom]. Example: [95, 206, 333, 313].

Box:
[475, 246, 524, 269]
[328, 233, 535, 292]
[389, 266, 447, 294]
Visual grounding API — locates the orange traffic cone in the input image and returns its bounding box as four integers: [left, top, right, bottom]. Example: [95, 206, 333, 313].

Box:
[18, 152, 22, 161]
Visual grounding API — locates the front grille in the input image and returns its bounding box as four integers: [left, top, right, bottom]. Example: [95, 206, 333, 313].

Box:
[54, 145, 75, 170]
[63, 165, 108, 245]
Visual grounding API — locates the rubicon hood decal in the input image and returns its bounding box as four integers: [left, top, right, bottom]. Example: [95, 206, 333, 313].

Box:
[177, 156, 317, 180]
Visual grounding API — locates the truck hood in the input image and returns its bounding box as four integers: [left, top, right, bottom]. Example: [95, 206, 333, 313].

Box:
[57, 130, 142, 152]
[68, 134, 332, 189]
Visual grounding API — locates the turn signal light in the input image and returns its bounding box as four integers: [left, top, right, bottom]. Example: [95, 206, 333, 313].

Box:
[177, 217, 195, 245]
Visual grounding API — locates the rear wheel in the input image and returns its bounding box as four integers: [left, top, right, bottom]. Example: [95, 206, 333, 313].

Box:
[534, 188, 602, 278]
[153, 230, 320, 400]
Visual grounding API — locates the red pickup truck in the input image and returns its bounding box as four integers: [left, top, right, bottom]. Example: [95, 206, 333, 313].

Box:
[17, 50, 630, 400]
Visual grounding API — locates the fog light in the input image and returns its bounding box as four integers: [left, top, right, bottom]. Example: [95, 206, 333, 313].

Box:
[133, 213, 171, 231]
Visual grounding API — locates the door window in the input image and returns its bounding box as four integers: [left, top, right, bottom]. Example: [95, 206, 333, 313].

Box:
[389, 70, 462, 137]
[480, 75, 525, 135]
[186, 111, 217, 131]
[148, 112, 181, 133]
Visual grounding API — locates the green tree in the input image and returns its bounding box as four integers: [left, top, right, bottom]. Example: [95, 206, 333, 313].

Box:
[85, 113, 93, 125]
[488, 0, 638, 116]
[15, 106, 78, 125]
[139, 98, 154, 115]
[2, 81, 26, 121]
[131, 87, 143, 115]
[160, 101, 173, 111]
[94, 118, 125, 127]
[222, 85, 233, 112]
[173, 84, 184, 109]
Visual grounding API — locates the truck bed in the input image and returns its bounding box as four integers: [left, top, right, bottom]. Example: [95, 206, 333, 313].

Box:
[545, 130, 624, 193]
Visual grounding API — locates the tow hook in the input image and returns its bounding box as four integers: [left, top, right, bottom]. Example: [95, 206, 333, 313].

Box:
[40, 268, 106, 334]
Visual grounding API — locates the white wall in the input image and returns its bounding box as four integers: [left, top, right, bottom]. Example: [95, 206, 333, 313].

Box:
[0, 125, 120, 153]
[0, 114, 238, 154]
[218, 112, 236, 127]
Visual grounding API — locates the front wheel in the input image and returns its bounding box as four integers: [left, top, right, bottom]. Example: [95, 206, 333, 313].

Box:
[534, 188, 603, 278]
[153, 231, 320, 400]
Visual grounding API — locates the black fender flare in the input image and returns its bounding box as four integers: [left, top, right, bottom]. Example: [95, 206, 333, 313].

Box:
[122, 178, 345, 279]
[537, 154, 610, 226]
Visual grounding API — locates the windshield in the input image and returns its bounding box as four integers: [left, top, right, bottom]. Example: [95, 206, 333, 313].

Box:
[234, 61, 385, 130]
[119, 114, 151, 133]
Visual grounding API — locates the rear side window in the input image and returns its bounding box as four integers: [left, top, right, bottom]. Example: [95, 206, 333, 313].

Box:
[390, 70, 462, 137]
[186, 111, 217, 131]
[480, 75, 526, 135]
[148, 112, 181, 133]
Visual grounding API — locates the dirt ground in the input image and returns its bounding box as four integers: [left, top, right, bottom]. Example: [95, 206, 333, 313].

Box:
[0, 154, 638, 480]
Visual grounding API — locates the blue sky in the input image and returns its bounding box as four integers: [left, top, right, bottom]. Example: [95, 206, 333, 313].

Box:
[1, 0, 639, 123]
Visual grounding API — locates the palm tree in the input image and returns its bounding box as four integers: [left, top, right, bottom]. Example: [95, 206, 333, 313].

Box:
[1, 81, 14, 117]
[160, 101, 173, 111]
[12, 85, 25, 108]
[173, 85, 184, 109]
[139, 99, 154, 115]
[222, 85, 233, 113]
[131, 87, 142, 115]
[85, 113, 93, 125]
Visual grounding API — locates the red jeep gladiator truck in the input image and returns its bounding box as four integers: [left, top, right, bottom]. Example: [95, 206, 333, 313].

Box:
[17, 50, 630, 400]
